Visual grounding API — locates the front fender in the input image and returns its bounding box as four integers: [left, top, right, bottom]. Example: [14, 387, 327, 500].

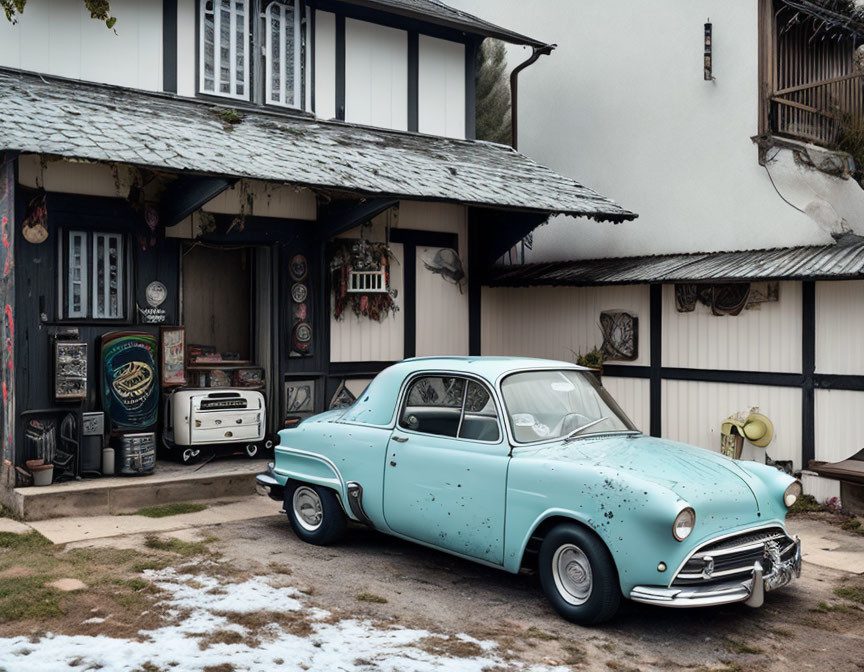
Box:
[272, 446, 350, 511]
[503, 457, 776, 594]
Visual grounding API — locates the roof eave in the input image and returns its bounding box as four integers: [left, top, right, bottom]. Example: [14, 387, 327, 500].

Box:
[8, 147, 635, 221]
[336, 0, 547, 46]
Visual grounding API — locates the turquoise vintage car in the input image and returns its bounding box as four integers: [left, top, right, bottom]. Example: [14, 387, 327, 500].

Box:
[257, 357, 803, 625]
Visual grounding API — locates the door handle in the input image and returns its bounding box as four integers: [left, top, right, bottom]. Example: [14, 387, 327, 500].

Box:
[392, 436, 409, 443]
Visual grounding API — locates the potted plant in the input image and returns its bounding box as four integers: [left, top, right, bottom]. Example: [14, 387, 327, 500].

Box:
[571, 348, 605, 382]
[27, 460, 54, 487]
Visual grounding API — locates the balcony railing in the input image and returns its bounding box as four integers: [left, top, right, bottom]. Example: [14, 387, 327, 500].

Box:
[771, 72, 864, 146]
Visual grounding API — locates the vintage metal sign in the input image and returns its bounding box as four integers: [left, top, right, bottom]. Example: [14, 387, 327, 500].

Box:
[160, 326, 186, 387]
[101, 332, 159, 429]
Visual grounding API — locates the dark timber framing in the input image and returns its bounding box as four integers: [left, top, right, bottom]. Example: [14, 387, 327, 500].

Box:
[407, 31, 419, 132]
[593, 278, 858, 467]
[464, 37, 478, 140]
[162, 0, 178, 94]
[335, 14, 346, 120]
[802, 281, 816, 467]
[649, 284, 662, 437]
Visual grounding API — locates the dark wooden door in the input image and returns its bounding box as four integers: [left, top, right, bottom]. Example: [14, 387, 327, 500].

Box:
[182, 246, 251, 358]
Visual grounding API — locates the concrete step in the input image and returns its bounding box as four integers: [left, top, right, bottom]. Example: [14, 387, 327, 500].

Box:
[28, 496, 279, 544]
[7, 458, 269, 521]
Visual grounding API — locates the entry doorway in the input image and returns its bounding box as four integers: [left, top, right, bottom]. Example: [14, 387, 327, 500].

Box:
[182, 245, 252, 358]
[180, 243, 277, 432]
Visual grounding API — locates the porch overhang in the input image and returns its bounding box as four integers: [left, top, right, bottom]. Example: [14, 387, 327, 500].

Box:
[0, 69, 636, 224]
[329, 0, 548, 47]
[487, 234, 864, 287]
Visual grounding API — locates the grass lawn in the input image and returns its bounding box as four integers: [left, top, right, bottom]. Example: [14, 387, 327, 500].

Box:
[0, 530, 219, 636]
[133, 503, 208, 518]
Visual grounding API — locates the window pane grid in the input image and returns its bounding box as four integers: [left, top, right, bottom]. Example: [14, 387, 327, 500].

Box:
[265, 1, 301, 109]
[200, 0, 249, 100]
[92, 233, 124, 320]
[67, 232, 88, 319]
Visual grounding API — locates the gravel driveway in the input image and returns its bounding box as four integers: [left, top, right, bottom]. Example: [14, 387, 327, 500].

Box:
[1, 506, 862, 672]
[210, 512, 864, 672]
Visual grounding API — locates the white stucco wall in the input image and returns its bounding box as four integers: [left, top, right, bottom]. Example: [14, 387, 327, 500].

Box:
[449, 0, 855, 260]
[418, 35, 466, 139]
[345, 19, 408, 130]
[315, 10, 338, 121]
[0, 0, 163, 91]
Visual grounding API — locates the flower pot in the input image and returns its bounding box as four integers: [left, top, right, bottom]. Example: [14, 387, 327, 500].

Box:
[30, 464, 54, 487]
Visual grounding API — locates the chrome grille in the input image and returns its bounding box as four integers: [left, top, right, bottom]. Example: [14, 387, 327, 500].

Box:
[672, 527, 794, 587]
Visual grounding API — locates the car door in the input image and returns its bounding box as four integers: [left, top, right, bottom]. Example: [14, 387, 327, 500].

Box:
[382, 374, 509, 565]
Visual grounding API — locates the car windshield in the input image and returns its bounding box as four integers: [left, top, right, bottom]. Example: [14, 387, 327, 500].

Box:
[500, 370, 637, 444]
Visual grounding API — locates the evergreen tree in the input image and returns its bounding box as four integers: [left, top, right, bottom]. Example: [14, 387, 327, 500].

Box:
[476, 39, 512, 146]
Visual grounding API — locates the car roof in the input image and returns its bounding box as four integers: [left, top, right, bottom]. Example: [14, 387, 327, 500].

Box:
[338, 357, 586, 426]
[392, 356, 585, 380]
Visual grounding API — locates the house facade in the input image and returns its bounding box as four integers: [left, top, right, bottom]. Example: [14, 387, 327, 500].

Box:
[0, 0, 635, 504]
[452, 0, 864, 500]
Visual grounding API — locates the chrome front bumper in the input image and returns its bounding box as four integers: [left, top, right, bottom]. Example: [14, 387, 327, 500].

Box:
[255, 471, 285, 501]
[630, 535, 801, 608]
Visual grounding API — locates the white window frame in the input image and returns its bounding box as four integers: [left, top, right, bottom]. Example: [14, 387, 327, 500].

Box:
[199, 0, 251, 100]
[60, 230, 128, 321]
[92, 232, 125, 320]
[66, 231, 88, 319]
[264, 0, 303, 108]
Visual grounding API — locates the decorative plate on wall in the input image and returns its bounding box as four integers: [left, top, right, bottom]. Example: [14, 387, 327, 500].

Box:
[292, 322, 312, 354]
[289, 254, 308, 282]
[291, 283, 308, 304]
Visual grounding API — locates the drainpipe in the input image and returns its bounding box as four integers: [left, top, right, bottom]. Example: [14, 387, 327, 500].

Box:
[510, 43, 556, 150]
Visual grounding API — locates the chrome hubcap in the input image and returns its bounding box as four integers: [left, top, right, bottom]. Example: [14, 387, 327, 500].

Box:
[246, 444, 258, 457]
[552, 543, 593, 606]
[182, 449, 200, 463]
[292, 486, 323, 531]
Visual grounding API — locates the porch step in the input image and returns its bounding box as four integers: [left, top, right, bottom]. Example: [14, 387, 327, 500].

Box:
[8, 459, 268, 521]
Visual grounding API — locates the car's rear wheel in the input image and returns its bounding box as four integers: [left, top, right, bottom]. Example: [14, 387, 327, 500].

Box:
[285, 481, 347, 546]
[538, 523, 621, 625]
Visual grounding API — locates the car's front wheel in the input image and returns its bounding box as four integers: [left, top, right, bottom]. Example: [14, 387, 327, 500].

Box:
[538, 523, 621, 625]
[284, 482, 347, 546]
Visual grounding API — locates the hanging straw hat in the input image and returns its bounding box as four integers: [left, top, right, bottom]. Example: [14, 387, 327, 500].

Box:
[721, 413, 775, 448]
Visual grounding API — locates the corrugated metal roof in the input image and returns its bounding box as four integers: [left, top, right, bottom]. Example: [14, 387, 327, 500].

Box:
[488, 235, 864, 286]
[0, 70, 634, 222]
[338, 0, 546, 46]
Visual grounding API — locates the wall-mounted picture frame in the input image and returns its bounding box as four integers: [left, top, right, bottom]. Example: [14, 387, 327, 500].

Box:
[160, 326, 186, 387]
[54, 341, 87, 400]
[284, 375, 319, 424]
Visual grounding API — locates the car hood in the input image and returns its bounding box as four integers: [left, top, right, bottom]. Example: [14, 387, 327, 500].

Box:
[516, 434, 764, 520]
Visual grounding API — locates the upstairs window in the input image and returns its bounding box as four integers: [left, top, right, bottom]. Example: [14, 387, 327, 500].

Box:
[760, 0, 864, 148]
[265, 1, 302, 108]
[200, 0, 250, 100]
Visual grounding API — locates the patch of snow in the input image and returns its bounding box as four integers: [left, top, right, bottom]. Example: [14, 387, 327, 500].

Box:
[0, 569, 570, 672]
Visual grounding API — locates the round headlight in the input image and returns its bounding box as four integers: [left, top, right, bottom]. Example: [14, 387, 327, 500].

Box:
[784, 480, 803, 508]
[673, 507, 696, 541]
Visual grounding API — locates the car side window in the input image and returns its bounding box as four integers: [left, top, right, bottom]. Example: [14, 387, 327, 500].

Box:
[400, 376, 466, 437]
[459, 381, 501, 442]
[399, 376, 500, 442]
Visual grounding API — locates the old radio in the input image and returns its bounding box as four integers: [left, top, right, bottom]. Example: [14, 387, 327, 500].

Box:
[164, 389, 266, 457]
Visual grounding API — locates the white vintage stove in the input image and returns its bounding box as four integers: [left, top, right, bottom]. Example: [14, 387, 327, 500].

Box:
[163, 389, 267, 463]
